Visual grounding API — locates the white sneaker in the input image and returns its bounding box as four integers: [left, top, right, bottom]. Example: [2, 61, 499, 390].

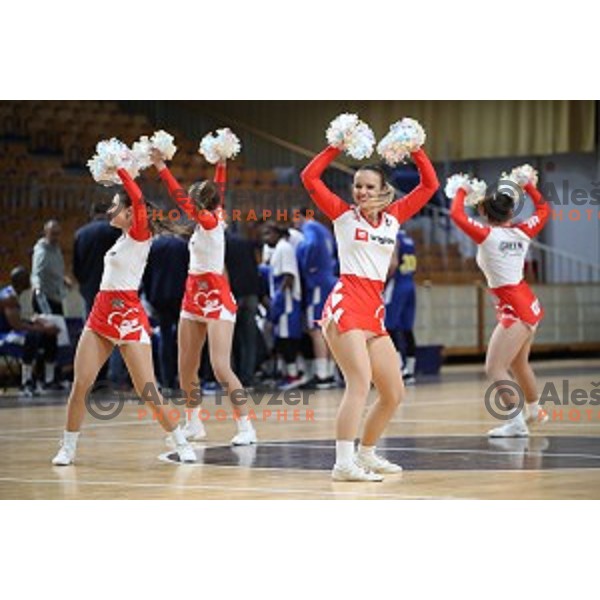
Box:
[355, 452, 403, 474]
[231, 427, 257, 446]
[52, 442, 76, 466]
[176, 442, 197, 463]
[487, 418, 529, 438]
[183, 420, 207, 441]
[525, 406, 549, 426]
[332, 461, 384, 482]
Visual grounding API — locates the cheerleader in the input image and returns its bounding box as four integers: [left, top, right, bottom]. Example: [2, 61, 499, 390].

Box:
[52, 164, 196, 465]
[150, 147, 257, 446]
[301, 115, 439, 481]
[448, 167, 550, 437]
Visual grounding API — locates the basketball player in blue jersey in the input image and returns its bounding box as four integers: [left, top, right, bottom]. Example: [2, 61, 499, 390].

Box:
[295, 208, 338, 388]
[261, 222, 304, 390]
[384, 229, 418, 385]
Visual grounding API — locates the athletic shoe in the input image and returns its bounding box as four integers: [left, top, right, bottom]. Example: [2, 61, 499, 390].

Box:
[402, 373, 416, 386]
[487, 419, 529, 438]
[52, 441, 76, 466]
[182, 420, 207, 441]
[315, 376, 336, 389]
[300, 375, 334, 390]
[41, 380, 68, 392]
[355, 452, 403, 474]
[176, 442, 197, 463]
[278, 375, 305, 391]
[332, 462, 384, 482]
[21, 380, 38, 398]
[231, 427, 257, 446]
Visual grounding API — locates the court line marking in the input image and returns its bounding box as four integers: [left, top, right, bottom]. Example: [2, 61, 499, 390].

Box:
[0, 476, 464, 500]
[246, 442, 600, 461]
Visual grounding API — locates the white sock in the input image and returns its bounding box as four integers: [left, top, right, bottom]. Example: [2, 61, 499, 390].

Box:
[357, 444, 376, 458]
[404, 357, 416, 375]
[335, 440, 355, 467]
[45, 363, 56, 384]
[315, 358, 328, 379]
[237, 415, 253, 432]
[287, 363, 299, 378]
[527, 401, 539, 417]
[187, 407, 201, 425]
[63, 430, 80, 448]
[22, 364, 33, 385]
[171, 425, 187, 446]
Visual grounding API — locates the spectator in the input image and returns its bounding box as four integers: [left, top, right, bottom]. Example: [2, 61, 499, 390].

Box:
[0, 266, 59, 396]
[31, 219, 70, 315]
[142, 232, 189, 390]
[294, 207, 338, 388]
[225, 228, 261, 388]
[30, 220, 70, 388]
[73, 202, 121, 314]
[261, 222, 304, 390]
[73, 203, 122, 389]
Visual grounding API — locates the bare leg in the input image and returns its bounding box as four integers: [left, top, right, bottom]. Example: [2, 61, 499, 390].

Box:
[66, 330, 114, 432]
[322, 322, 372, 440]
[207, 319, 247, 417]
[178, 317, 207, 412]
[120, 342, 178, 432]
[486, 322, 533, 407]
[509, 333, 538, 404]
[361, 335, 404, 446]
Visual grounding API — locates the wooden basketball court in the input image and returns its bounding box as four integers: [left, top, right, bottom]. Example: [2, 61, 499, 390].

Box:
[1, 358, 599, 500]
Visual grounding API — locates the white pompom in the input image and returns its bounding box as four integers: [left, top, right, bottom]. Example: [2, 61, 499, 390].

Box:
[150, 130, 177, 161]
[377, 118, 426, 166]
[326, 113, 375, 160]
[199, 128, 242, 164]
[509, 163, 539, 187]
[132, 135, 153, 171]
[466, 178, 487, 207]
[445, 173, 470, 199]
[87, 138, 139, 186]
[445, 173, 487, 206]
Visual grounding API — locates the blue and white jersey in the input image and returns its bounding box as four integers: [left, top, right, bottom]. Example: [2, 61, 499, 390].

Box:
[297, 220, 337, 291]
[392, 230, 417, 285]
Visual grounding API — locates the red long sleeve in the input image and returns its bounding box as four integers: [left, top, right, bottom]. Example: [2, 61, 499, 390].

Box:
[301, 146, 350, 221]
[213, 162, 226, 206]
[117, 168, 151, 241]
[386, 149, 439, 223]
[159, 166, 218, 230]
[515, 183, 550, 238]
[450, 188, 491, 244]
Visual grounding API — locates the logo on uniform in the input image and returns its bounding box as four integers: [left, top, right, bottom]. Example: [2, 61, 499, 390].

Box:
[111, 299, 125, 309]
[355, 229, 369, 242]
[193, 289, 224, 316]
[499, 241, 524, 254]
[198, 280, 209, 291]
[108, 307, 144, 339]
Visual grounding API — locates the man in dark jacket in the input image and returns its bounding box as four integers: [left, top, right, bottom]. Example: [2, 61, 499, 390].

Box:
[225, 229, 262, 388]
[73, 202, 121, 388]
[142, 232, 189, 390]
[73, 202, 121, 314]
